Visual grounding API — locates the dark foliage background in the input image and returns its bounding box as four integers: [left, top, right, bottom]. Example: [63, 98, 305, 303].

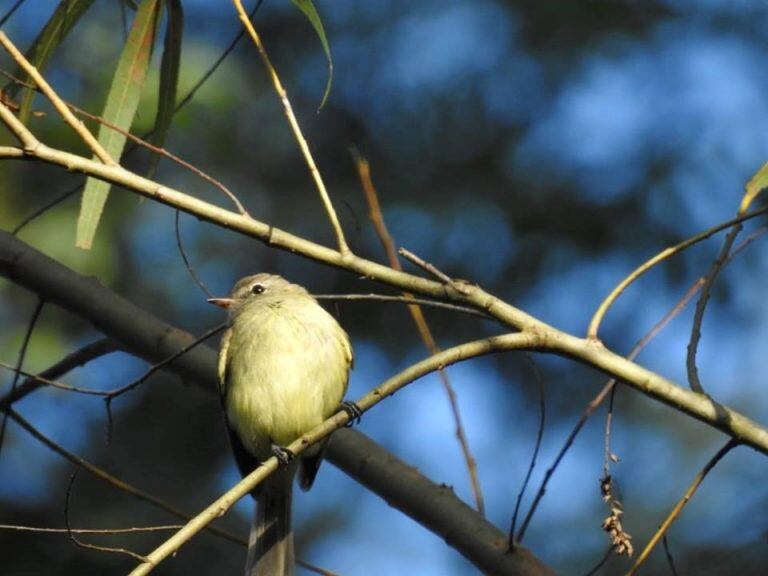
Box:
[1, 1, 767, 574]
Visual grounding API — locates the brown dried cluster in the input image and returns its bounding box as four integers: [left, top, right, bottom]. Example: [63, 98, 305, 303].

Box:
[600, 474, 634, 557]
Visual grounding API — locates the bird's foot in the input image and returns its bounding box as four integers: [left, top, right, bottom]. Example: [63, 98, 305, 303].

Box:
[339, 400, 363, 427]
[270, 443, 295, 465]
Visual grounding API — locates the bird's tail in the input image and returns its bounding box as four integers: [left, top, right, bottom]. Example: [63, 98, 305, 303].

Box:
[246, 478, 294, 576]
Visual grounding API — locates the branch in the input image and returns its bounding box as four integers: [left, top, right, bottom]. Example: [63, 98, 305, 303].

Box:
[129, 331, 540, 575]
[1, 189, 766, 452]
[0, 230, 550, 575]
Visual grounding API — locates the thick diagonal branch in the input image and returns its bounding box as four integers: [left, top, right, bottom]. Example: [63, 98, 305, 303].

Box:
[0, 230, 551, 576]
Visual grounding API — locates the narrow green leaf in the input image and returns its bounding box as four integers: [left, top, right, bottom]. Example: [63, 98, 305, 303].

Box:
[76, 0, 162, 250]
[7, 0, 97, 123]
[290, 0, 333, 110]
[146, 0, 183, 178]
[741, 160, 768, 215]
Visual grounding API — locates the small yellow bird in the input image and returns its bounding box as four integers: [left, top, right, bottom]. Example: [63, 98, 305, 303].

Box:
[209, 273, 353, 576]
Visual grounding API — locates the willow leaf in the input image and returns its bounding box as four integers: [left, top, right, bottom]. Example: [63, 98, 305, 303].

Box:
[290, 0, 333, 110]
[76, 0, 162, 249]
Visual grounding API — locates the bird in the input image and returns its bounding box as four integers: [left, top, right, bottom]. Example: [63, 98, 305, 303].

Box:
[208, 273, 353, 576]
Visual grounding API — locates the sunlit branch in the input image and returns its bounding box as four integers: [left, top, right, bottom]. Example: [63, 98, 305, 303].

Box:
[128, 332, 540, 575]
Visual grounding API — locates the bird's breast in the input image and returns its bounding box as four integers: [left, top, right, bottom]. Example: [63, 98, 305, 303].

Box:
[224, 299, 350, 458]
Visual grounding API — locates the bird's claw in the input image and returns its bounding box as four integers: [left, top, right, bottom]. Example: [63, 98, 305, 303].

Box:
[339, 401, 363, 427]
[271, 443, 295, 465]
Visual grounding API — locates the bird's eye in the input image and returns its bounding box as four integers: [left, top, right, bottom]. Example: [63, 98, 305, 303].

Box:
[251, 283, 265, 295]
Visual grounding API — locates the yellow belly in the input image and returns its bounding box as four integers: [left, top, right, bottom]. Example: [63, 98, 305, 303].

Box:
[224, 298, 351, 460]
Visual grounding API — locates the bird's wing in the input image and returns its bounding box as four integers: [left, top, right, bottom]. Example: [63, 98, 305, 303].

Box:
[341, 328, 354, 370]
[217, 327, 232, 400]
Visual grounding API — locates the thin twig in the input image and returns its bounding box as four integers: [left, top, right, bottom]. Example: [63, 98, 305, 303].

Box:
[296, 561, 341, 576]
[353, 151, 485, 515]
[104, 323, 226, 403]
[661, 535, 679, 576]
[175, 211, 214, 298]
[588, 207, 768, 339]
[516, 378, 615, 543]
[0, 297, 44, 458]
[0, 339, 118, 408]
[0, 524, 183, 534]
[12, 183, 81, 235]
[581, 546, 614, 576]
[398, 247, 454, 285]
[64, 472, 149, 563]
[686, 222, 742, 394]
[231, 0, 350, 254]
[509, 354, 546, 547]
[171, 0, 264, 115]
[0, 360, 113, 396]
[7, 409, 246, 547]
[627, 439, 740, 576]
[313, 293, 490, 319]
[0, 32, 114, 164]
[0, 0, 26, 27]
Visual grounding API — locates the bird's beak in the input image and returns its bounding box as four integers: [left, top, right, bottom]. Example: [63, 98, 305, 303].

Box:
[207, 298, 235, 309]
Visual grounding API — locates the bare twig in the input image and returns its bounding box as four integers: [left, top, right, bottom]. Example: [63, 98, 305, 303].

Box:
[398, 247, 454, 285]
[12, 183, 81, 235]
[0, 0, 26, 27]
[588, 207, 768, 339]
[516, 379, 615, 543]
[0, 360, 113, 396]
[0, 297, 44, 458]
[0, 32, 114, 164]
[171, 0, 264, 115]
[627, 439, 740, 576]
[686, 222, 742, 394]
[354, 152, 485, 515]
[0, 339, 118, 408]
[0, 524, 183, 534]
[232, 0, 350, 254]
[103, 323, 226, 403]
[662, 535, 679, 576]
[314, 293, 490, 319]
[581, 546, 614, 576]
[175, 211, 214, 298]
[509, 355, 546, 547]
[64, 472, 149, 562]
